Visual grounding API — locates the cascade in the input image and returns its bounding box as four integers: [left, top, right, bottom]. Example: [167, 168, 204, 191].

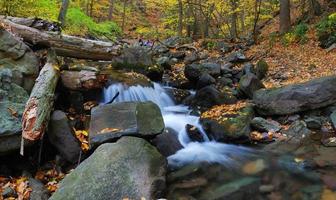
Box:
[103, 82, 253, 168]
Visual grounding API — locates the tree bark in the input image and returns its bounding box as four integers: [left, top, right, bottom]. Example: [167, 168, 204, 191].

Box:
[108, 0, 114, 20]
[230, 0, 238, 39]
[178, 0, 183, 36]
[61, 70, 107, 91]
[122, 0, 127, 32]
[0, 18, 121, 60]
[279, 0, 291, 34]
[58, 0, 70, 26]
[22, 50, 60, 142]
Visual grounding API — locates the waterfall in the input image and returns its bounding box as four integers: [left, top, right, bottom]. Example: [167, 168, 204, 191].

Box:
[103, 82, 253, 168]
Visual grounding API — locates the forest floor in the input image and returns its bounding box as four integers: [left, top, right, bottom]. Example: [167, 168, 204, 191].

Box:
[246, 11, 336, 88]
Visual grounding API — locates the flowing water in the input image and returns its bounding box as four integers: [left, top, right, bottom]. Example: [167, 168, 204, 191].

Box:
[102, 82, 253, 168]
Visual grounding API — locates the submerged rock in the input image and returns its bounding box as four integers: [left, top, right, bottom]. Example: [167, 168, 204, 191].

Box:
[253, 76, 336, 115]
[89, 102, 164, 148]
[50, 137, 167, 200]
[186, 124, 204, 142]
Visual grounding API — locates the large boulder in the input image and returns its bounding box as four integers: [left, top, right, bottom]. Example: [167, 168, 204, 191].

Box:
[50, 137, 167, 200]
[0, 29, 39, 92]
[253, 76, 336, 115]
[48, 111, 82, 163]
[0, 71, 29, 154]
[89, 102, 164, 148]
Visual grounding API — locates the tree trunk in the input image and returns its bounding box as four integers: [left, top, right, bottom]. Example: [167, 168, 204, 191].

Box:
[279, 0, 291, 34]
[58, 0, 70, 26]
[122, 0, 127, 32]
[108, 0, 114, 20]
[22, 50, 60, 143]
[0, 18, 120, 60]
[230, 0, 238, 39]
[308, 0, 322, 17]
[177, 0, 183, 36]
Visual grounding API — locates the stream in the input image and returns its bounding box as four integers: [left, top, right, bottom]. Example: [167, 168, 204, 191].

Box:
[102, 82, 253, 168]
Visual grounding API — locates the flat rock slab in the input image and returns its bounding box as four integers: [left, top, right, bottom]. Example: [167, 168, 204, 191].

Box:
[253, 76, 336, 115]
[50, 137, 167, 200]
[89, 101, 164, 148]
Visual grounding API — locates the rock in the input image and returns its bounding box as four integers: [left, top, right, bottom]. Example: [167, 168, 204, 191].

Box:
[330, 110, 336, 129]
[199, 177, 260, 200]
[186, 124, 204, 142]
[151, 128, 183, 157]
[28, 178, 50, 200]
[304, 116, 323, 130]
[184, 52, 198, 64]
[264, 121, 312, 154]
[2, 186, 17, 198]
[255, 59, 269, 80]
[89, 102, 164, 148]
[145, 65, 164, 82]
[166, 88, 191, 104]
[259, 185, 274, 193]
[226, 51, 249, 63]
[50, 137, 167, 200]
[220, 63, 234, 74]
[48, 110, 82, 163]
[238, 74, 265, 98]
[184, 63, 203, 82]
[243, 63, 254, 74]
[253, 76, 336, 115]
[192, 85, 236, 109]
[156, 56, 171, 70]
[112, 46, 154, 69]
[201, 105, 254, 141]
[217, 77, 233, 87]
[251, 117, 281, 132]
[170, 51, 186, 59]
[201, 63, 221, 78]
[0, 79, 29, 154]
[196, 73, 215, 89]
[215, 41, 234, 53]
[184, 63, 221, 83]
[0, 29, 39, 92]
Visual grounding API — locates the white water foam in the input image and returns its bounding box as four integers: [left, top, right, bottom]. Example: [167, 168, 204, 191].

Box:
[103, 82, 253, 168]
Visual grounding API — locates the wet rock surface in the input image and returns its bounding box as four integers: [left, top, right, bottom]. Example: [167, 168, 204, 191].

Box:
[89, 101, 164, 148]
[50, 137, 167, 200]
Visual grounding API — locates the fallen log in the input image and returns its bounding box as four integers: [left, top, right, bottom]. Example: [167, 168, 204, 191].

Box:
[1, 16, 61, 31]
[21, 50, 60, 148]
[0, 17, 121, 60]
[61, 70, 107, 91]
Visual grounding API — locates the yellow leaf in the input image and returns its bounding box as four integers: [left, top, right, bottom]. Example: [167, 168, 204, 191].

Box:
[99, 128, 120, 134]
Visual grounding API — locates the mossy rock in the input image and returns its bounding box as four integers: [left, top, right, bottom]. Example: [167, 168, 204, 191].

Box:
[201, 105, 254, 141]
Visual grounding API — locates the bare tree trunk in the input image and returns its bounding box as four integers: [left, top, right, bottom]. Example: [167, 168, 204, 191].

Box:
[308, 0, 322, 17]
[240, 8, 245, 36]
[58, 0, 70, 26]
[230, 0, 238, 39]
[186, 0, 192, 37]
[178, 0, 183, 36]
[279, 0, 291, 34]
[108, 0, 114, 20]
[122, 0, 127, 32]
[253, 0, 262, 42]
